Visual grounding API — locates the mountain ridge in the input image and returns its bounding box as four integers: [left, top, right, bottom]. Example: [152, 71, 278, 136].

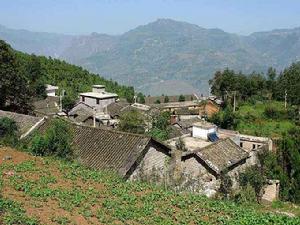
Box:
[1, 18, 300, 95]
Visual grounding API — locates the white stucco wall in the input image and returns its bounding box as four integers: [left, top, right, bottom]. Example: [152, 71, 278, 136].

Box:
[47, 90, 56, 97]
[192, 126, 216, 140]
[81, 96, 116, 111]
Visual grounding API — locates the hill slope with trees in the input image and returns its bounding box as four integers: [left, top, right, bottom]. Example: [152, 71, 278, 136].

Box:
[0, 40, 134, 113]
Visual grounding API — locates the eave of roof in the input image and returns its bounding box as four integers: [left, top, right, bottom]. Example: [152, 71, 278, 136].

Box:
[80, 92, 118, 99]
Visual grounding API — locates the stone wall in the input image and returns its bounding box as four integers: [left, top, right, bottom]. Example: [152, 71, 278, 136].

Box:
[128, 146, 170, 183]
[129, 145, 259, 197]
[180, 157, 219, 197]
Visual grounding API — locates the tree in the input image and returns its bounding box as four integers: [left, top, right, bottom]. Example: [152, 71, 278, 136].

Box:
[164, 96, 169, 103]
[149, 111, 171, 140]
[178, 95, 185, 102]
[239, 166, 266, 200]
[118, 110, 146, 134]
[0, 40, 33, 113]
[25, 54, 46, 98]
[62, 94, 76, 113]
[0, 117, 18, 146]
[209, 106, 238, 129]
[30, 118, 73, 158]
[155, 99, 161, 104]
[137, 92, 145, 104]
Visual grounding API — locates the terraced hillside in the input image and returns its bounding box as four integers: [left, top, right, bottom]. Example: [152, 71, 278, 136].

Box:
[0, 148, 299, 225]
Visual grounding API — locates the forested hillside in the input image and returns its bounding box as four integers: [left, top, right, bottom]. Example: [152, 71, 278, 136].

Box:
[0, 40, 134, 113]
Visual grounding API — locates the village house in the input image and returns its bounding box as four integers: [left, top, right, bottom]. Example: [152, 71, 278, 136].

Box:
[4, 111, 268, 198]
[200, 99, 221, 118]
[79, 85, 118, 112]
[33, 96, 60, 117]
[32, 84, 61, 116]
[46, 84, 59, 97]
[0, 110, 44, 139]
[37, 120, 172, 181]
[165, 121, 266, 197]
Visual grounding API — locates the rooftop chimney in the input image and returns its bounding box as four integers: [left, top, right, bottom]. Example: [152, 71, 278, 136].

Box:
[92, 85, 105, 93]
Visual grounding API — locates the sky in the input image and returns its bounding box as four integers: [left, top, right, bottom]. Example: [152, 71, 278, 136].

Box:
[1, 0, 300, 35]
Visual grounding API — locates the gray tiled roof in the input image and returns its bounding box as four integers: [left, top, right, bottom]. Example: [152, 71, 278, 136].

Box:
[0, 110, 42, 135]
[184, 138, 249, 175]
[72, 125, 152, 176]
[33, 96, 60, 116]
[37, 120, 171, 177]
[107, 102, 130, 117]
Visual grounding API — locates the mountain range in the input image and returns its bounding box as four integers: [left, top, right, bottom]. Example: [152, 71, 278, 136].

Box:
[1, 19, 300, 95]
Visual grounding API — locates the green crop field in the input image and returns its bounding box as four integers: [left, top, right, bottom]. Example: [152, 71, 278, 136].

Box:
[0, 148, 299, 225]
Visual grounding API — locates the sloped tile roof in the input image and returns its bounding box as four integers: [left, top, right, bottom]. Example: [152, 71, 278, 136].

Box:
[175, 117, 203, 129]
[37, 120, 171, 177]
[72, 125, 152, 176]
[0, 110, 42, 136]
[184, 138, 249, 175]
[33, 96, 60, 116]
[107, 102, 130, 117]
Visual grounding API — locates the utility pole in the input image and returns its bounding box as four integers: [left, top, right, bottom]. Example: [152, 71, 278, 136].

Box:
[59, 89, 65, 112]
[233, 91, 237, 112]
[134, 95, 137, 104]
[93, 108, 96, 127]
[284, 89, 287, 109]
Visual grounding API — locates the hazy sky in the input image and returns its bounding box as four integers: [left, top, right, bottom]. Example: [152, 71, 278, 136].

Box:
[1, 0, 300, 35]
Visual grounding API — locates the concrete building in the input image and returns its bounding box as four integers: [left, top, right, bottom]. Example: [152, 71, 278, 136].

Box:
[79, 85, 118, 112]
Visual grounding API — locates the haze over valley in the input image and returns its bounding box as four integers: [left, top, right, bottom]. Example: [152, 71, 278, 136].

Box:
[2, 19, 300, 95]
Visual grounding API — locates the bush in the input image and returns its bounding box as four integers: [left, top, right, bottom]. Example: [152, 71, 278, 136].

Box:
[239, 166, 266, 200]
[178, 95, 185, 102]
[118, 110, 145, 134]
[264, 106, 281, 119]
[0, 117, 18, 146]
[30, 119, 73, 158]
[219, 173, 233, 199]
[30, 135, 48, 156]
[234, 183, 257, 204]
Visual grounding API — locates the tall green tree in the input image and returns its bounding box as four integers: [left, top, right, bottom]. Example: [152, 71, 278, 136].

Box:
[178, 95, 185, 102]
[0, 40, 32, 113]
[118, 110, 146, 134]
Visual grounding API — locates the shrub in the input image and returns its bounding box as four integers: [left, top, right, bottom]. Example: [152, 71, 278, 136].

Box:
[239, 166, 266, 200]
[219, 173, 233, 199]
[118, 110, 145, 134]
[0, 117, 18, 146]
[30, 119, 73, 158]
[234, 183, 257, 204]
[148, 111, 171, 140]
[30, 135, 48, 156]
[264, 106, 280, 119]
[178, 95, 185, 102]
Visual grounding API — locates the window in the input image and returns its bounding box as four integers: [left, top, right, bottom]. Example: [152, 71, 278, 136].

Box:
[252, 144, 256, 150]
[96, 99, 100, 105]
[240, 142, 243, 148]
[82, 96, 85, 102]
